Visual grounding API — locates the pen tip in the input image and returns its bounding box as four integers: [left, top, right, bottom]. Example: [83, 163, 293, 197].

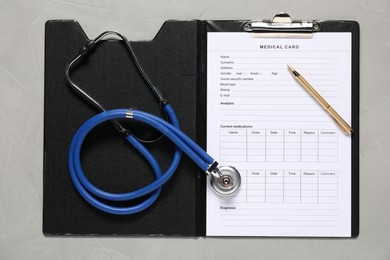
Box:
[287, 65, 299, 76]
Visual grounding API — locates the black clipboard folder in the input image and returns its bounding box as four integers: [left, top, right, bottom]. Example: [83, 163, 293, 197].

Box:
[44, 13, 359, 237]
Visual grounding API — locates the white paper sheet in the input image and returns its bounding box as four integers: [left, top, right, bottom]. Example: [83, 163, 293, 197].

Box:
[206, 32, 352, 237]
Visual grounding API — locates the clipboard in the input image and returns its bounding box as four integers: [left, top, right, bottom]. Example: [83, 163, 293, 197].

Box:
[43, 13, 359, 237]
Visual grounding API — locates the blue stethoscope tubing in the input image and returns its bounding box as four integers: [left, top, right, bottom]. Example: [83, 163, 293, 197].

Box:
[68, 103, 214, 215]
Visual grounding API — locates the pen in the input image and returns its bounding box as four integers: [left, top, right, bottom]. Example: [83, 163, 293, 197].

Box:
[287, 65, 353, 134]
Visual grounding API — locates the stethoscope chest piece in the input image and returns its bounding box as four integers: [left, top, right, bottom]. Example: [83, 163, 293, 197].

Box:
[210, 166, 241, 196]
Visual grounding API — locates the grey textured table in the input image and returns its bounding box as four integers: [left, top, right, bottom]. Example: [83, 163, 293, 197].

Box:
[1, 0, 389, 259]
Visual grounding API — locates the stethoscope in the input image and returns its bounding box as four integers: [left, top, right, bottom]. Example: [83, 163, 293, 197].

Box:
[65, 31, 241, 215]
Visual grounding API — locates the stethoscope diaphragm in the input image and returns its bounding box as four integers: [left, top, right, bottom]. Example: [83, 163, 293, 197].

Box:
[210, 166, 241, 196]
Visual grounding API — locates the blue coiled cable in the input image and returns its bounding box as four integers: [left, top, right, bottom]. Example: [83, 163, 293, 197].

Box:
[68, 104, 214, 215]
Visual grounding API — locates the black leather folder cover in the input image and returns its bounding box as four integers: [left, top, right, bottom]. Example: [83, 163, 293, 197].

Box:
[44, 20, 206, 236]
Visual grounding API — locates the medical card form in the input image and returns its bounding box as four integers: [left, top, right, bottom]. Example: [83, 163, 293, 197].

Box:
[206, 32, 352, 236]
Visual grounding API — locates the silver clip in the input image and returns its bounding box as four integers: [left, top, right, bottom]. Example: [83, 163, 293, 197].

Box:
[243, 12, 320, 38]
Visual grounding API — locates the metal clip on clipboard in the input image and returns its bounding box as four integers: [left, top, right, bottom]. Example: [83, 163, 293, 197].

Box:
[243, 12, 320, 38]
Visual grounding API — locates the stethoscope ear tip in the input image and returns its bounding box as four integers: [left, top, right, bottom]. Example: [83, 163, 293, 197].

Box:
[210, 166, 241, 196]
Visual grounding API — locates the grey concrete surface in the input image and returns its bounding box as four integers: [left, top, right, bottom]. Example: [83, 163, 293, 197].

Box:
[0, 0, 389, 259]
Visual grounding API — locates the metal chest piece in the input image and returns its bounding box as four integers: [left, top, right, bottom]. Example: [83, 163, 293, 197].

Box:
[210, 166, 241, 196]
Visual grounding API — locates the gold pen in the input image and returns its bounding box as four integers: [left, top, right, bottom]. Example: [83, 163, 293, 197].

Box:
[287, 65, 353, 134]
